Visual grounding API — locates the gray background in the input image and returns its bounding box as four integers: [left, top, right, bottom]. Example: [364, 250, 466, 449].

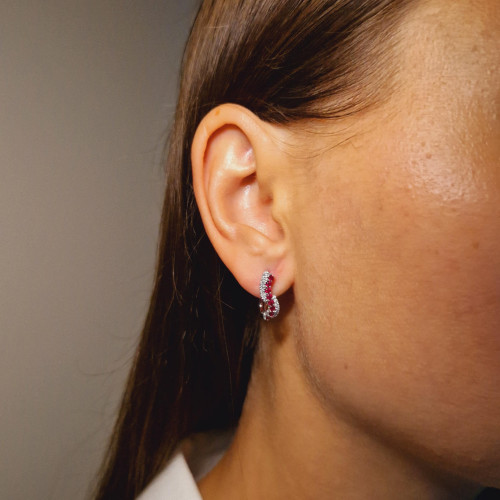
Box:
[0, 1, 198, 498]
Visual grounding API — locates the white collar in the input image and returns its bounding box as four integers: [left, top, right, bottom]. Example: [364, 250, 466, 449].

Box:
[137, 428, 235, 500]
[137, 450, 202, 500]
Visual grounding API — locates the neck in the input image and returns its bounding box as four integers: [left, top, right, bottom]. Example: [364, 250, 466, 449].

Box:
[197, 319, 480, 500]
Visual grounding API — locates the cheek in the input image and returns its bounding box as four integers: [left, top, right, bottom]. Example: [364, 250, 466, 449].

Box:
[288, 0, 500, 481]
[290, 132, 500, 482]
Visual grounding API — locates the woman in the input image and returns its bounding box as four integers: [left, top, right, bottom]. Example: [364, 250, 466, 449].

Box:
[94, 0, 500, 498]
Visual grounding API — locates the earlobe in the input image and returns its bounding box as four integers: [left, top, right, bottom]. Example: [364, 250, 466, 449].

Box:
[191, 104, 294, 298]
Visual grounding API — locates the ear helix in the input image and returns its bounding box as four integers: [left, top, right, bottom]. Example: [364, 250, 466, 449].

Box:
[259, 271, 280, 321]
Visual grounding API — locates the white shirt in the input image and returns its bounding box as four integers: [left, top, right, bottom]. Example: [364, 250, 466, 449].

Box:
[137, 428, 235, 500]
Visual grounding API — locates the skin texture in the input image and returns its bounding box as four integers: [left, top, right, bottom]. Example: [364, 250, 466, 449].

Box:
[191, 0, 500, 498]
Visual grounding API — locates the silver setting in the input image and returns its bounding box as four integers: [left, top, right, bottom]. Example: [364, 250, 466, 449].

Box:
[259, 270, 280, 321]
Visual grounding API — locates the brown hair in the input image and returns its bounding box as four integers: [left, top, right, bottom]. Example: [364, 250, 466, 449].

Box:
[94, 1, 415, 498]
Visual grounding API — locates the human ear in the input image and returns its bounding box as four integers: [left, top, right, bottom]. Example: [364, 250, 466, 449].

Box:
[191, 104, 294, 298]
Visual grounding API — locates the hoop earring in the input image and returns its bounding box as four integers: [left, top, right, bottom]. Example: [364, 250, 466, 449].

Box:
[259, 271, 280, 321]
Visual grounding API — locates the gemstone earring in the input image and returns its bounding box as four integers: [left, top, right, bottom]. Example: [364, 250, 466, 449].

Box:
[259, 270, 280, 321]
